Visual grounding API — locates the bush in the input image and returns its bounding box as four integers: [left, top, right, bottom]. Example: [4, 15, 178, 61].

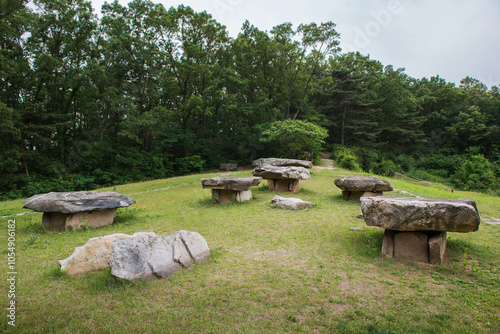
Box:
[175, 155, 205, 175]
[373, 159, 397, 177]
[259, 120, 328, 159]
[336, 148, 360, 171]
[451, 154, 495, 192]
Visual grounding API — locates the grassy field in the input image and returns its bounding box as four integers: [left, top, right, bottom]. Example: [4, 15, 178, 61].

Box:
[1, 164, 499, 333]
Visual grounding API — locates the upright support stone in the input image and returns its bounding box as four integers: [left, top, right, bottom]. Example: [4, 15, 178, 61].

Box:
[382, 230, 396, 258]
[394, 232, 429, 263]
[429, 232, 447, 265]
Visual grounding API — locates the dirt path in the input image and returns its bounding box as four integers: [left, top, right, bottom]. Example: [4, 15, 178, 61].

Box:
[313, 152, 335, 170]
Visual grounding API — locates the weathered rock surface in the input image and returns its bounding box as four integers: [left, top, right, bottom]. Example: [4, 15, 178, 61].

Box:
[252, 158, 313, 169]
[201, 177, 262, 191]
[334, 176, 393, 192]
[253, 166, 311, 180]
[271, 195, 315, 210]
[108, 230, 210, 281]
[361, 197, 480, 232]
[59, 233, 132, 275]
[23, 191, 136, 214]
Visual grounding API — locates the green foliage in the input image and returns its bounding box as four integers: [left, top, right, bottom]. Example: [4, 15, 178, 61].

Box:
[175, 155, 205, 175]
[259, 119, 328, 159]
[451, 154, 496, 192]
[0, 0, 498, 199]
[335, 147, 360, 171]
[373, 159, 397, 177]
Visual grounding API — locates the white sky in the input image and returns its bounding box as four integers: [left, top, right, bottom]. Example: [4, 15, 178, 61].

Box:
[89, 0, 500, 89]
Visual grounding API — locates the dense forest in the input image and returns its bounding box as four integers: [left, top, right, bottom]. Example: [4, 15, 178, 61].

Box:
[1, 0, 499, 200]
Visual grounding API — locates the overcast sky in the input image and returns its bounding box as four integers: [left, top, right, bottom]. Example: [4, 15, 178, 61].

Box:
[90, 0, 500, 89]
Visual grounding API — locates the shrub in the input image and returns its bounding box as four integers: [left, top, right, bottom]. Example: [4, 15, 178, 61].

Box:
[259, 120, 328, 159]
[373, 159, 397, 177]
[336, 148, 360, 171]
[451, 154, 495, 192]
[175, 155, 205, 175]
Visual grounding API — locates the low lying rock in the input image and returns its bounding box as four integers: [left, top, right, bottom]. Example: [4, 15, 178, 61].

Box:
[59, 233, 134, 275]
[109, 230, 210, 281]
[271, 195, 315, 210]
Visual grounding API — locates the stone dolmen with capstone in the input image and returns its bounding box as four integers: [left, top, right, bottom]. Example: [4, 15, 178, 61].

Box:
[361, 197, 480, 264]
[253, 165, 310, 193]
[23, 191, 136, 231]
[201, 176, 262, 204]
[334, 176, 393, 201]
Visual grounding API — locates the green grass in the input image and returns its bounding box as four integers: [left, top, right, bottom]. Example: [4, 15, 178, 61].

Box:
[1, 167, 499, 333]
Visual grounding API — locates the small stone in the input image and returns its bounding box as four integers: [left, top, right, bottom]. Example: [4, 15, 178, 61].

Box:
[271, 195, 315, 210]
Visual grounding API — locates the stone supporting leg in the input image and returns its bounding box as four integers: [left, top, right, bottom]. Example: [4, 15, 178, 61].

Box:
[381, 230, 396, 257]
[235, 190, 252, 202]
[42, 208, 118, 231]
[428, 232, 447, 265]
[267, 179, 276, 191]
[394, 232, 429, 263]
[273, 179, 300, 193]
[212, 189, 233, 204]
[342, 191, 382, 202]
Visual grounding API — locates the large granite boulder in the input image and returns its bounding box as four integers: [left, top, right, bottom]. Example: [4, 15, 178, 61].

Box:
[252, 158, 313, 169]
[23, 191, 136, 231]
[108, 230, 210, 282]
[59, 233, 132, 275]
[334, 176, 393, 201]
[360, 197, 480, 232]
[201, 177, 262, 204]
[271, 195, 315, 210]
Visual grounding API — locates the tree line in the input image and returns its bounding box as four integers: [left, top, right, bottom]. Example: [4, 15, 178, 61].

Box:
[1, 0, 498, 199]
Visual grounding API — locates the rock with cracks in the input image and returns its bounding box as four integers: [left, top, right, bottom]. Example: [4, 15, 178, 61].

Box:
[108, 230, 210, 282]
[252, 158, 313, 169]
[271, 195, 315, 210]
[253, 166, 311, 180]
[23, 191, 135, 214]
[360, 197, 480, 232]
[59, 233, 133, 275]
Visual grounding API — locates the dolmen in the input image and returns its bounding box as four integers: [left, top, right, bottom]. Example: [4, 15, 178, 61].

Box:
[23, 191, 136, 231]
[59, 230, 210, 281]
[253, 165, 310, 192]
[361, 197, 480, 264]
[201, 176, 262, 204]
[335, 176, 393, 201]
